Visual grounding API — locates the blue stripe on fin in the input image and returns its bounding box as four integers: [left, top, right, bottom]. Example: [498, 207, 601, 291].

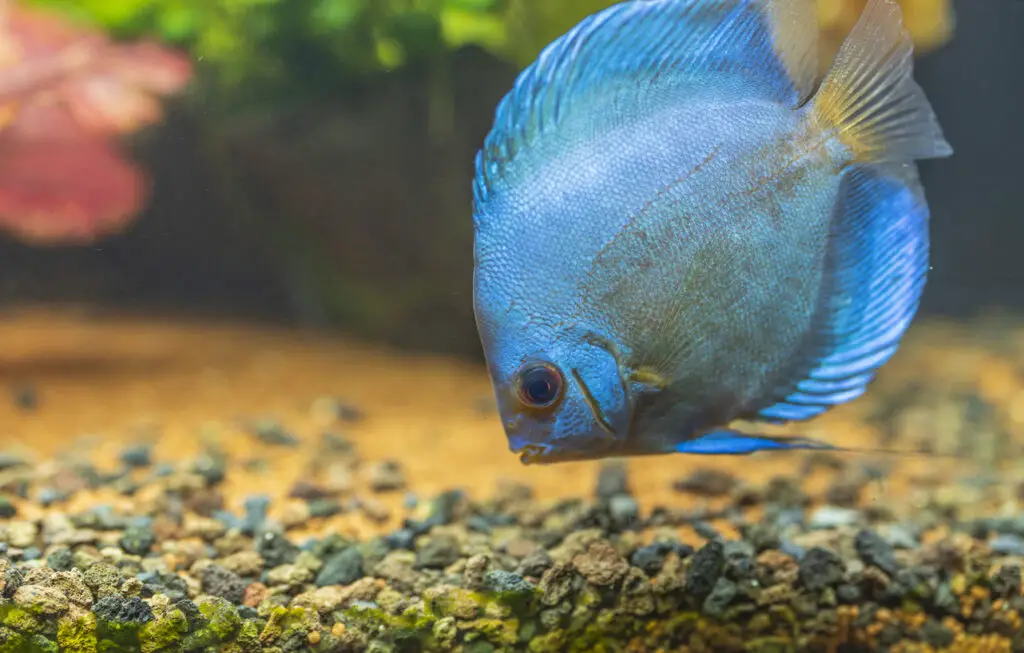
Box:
[473, 0, 819, 208]
[749, 164, 930, 424]
[675, 431, 841, 455]
[796, 372, 876, 396]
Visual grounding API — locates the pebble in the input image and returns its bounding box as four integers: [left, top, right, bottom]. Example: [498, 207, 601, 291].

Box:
[493, 479, 534, 505]
[608, 495, 640, 529]
[693, 521, 721, 541]
[415, 534, 462, 570]
[922, 620, 955, 648]
[279, 500, 312, 529]
[572, 540, 628, 586]
[882, 524, 920, 550]
[991, 564, 1022, 598]
[630, 543, 670, 576]
[854, 529, 900, 577]
[308, 498, 342, 519]
[255, 531, 299, 567]
[242, 582, 269, 608]
[0, 454, 28, 471]
[6, 521, 37, 548]
[92, 595, 154, 624]
[672, 468, 738, 496]
[385, 529, 416, 551]
[288, 480, 333, 501]
[825, 473, 867, 507]
[45, 548, 73, 572]
[702, 577, 737, 618]
[466, 515, 493, 534]
[516, 549, 554, 578]
[685, 539, 724, 599]
[266, 563, 314, 587]
[359, 497, 391, 523]
[201, 564, 246, 604]
[119, 524, 156, 556]
[240, 494, 271, 535]
[990, 534, 1024, 556]
[484, 570, 535, 594]
[248, 419, 301, 446]
[316, 547, 365, 586]
[13, 585, 68, 615]
[119, 444, 153, 468]
[594, 460, 631, 500]
[12, 383, 38, 411]
[219, 551, 264, 577]
[0, 497, 16, 518]
[809, 506, 860, 530]
[369, 460, 406, 492]
[311, 398, 364, 424]
[798, 547, 846, 591]
[325, 463, 355, 494]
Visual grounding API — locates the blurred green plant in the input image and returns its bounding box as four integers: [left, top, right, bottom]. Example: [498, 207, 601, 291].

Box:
[18, 0, 624, 102]
[20, 0, 953, 108]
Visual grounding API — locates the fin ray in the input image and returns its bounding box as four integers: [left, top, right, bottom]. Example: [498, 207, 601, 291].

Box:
[750, 163, 930, 424]
[811, 0, 952, 164]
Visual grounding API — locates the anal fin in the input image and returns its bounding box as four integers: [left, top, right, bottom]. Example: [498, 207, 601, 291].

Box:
[675, 430, 841, 455]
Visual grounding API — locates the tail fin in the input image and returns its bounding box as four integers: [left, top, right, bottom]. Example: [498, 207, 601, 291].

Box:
[812, 0, 953, 164]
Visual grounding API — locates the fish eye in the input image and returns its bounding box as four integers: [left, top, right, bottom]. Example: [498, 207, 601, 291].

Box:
[515, 363, 564, 410]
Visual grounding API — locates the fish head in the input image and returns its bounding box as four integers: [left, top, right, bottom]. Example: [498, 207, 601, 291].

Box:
[482, 329, 632, 464]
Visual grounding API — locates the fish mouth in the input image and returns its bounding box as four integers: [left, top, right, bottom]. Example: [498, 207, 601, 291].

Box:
[513, 442, 616, 465]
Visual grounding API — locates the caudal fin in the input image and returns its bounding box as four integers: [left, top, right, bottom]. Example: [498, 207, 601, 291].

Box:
[812, 0, 953, 164]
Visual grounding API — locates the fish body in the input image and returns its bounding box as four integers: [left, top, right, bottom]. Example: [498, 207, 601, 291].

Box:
[472, 0, 952, 463]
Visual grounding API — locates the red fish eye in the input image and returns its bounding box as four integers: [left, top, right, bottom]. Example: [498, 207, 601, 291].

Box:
[516, 363, 564, 409]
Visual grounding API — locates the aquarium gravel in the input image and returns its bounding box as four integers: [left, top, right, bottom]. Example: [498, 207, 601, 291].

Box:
[0, 428, 1024, 653]
[0, 313, 1024, 652]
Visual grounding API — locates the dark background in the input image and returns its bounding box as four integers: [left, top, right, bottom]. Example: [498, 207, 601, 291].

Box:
[0, 0, 1019, 358]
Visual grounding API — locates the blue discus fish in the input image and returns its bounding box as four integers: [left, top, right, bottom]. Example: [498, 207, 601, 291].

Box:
[471, 0, 952, 464]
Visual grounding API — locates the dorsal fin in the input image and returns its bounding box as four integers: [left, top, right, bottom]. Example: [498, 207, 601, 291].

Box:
[749, 164, 930, 425]
[473, 0, 820, 208]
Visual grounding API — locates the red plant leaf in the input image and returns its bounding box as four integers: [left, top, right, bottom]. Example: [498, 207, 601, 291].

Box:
[0, 122, 145, 245]
[0, 1, 192, 244]
[0, 4, 193, 135]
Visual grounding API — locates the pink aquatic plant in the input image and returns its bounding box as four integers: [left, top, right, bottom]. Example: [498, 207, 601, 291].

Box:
[0, 0, 192, 244]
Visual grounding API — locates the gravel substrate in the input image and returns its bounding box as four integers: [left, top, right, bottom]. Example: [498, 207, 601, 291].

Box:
[2, 314, 1024, 651]
[0, 427, 1023, 653]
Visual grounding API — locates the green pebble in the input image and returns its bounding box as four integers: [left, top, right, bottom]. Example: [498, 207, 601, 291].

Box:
[57, 613, 98, 653]
[196, 596, 242, 643]
[139, 607, 187, 653]
[83, 564, 121, 593]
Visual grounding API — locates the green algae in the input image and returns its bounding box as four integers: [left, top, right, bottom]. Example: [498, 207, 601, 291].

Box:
[744, 636, 797, 653]
[0, 626, 31, 653]
[0, 604, 48, 636]
[57, 614, 98, 653]
[259, 606, 321, 650]
[138, 607, 187, 653]
[95, 618, 144, 653]
[198, 597, 242, 642]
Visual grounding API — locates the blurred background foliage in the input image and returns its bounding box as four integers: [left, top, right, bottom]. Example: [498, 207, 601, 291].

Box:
[2, 0, 962, 357]
[22, 0, 954, 112]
